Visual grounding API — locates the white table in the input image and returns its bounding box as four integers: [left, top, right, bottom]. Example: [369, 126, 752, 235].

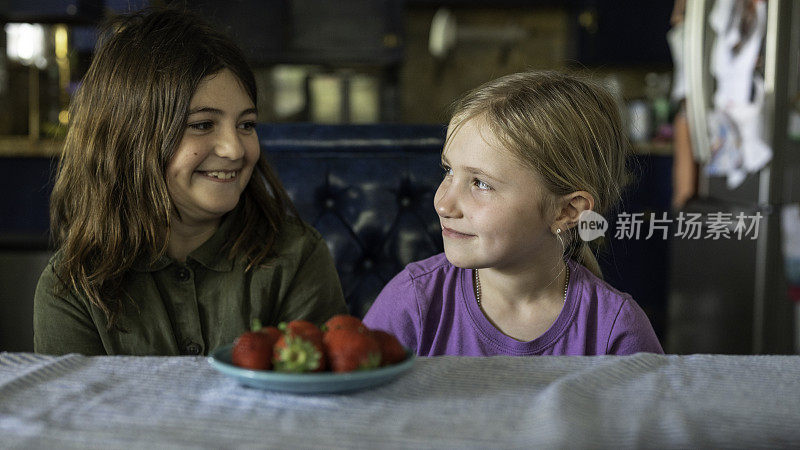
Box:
[1, 352, 798, 448]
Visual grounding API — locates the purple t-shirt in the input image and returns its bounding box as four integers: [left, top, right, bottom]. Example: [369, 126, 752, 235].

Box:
[363, 253, 664, 356]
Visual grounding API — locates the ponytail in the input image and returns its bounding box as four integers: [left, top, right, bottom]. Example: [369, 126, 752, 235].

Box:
[577, 243, 603, 279]
[564, 231, 603, 279]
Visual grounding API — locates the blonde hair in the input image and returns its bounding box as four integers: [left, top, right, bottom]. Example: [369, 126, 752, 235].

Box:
[448, 71, 633, 278]
[50, 8, 296, 330]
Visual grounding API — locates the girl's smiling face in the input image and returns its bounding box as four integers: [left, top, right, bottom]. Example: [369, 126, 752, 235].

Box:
[434, 116, 557, 271]
[166, 69, 260, 225]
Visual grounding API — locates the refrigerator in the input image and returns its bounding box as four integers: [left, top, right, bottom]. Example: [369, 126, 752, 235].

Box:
[667, 0, 799, 354]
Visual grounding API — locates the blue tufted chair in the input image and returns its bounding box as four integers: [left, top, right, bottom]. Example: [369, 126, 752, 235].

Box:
[259, 124, 447, 317]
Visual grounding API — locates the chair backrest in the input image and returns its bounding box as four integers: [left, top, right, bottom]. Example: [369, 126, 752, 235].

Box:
[260, 123, 447, 316]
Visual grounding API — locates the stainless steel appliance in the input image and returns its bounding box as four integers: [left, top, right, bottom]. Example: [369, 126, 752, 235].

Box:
[668, 0, 799, 354]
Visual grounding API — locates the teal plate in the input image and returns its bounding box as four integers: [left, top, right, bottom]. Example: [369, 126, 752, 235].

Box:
[208, 344, 415, 394]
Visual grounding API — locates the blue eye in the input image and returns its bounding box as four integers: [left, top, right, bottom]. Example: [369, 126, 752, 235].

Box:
[440, 164, 453, 178]
[474, 179, 491, 190]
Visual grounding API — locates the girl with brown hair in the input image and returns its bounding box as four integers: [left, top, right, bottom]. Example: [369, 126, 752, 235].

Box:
[33, 8, 346, 356]
[364, 71, 663, 356]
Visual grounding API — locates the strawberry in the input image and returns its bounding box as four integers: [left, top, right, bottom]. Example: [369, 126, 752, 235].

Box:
[272, 335, 324, 372]
[323, 328, 382, 373]
[370, 330, 406, 366]
[232, 320, 280, 370]
[282, 320, 324, 346]
[258, 325, 282, 343]
[323, 314, 365, 333]
[272, 320, 326, 372]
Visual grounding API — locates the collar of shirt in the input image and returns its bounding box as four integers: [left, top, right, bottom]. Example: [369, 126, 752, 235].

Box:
[130, 210, 238, 273]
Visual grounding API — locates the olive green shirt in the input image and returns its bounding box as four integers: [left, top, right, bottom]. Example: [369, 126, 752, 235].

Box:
[33, 214, 347, 356]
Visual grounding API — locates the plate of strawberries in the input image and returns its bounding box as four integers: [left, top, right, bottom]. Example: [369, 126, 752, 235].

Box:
[208, 314, 415, 394]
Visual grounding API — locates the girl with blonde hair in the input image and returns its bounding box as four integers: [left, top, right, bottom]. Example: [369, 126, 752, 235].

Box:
[34, 8, 346, 356]
[364, 71, 662, 356]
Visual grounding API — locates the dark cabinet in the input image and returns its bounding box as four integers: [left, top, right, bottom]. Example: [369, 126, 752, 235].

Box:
[188, 0, 404, 65]
[572, 0, 674, 66]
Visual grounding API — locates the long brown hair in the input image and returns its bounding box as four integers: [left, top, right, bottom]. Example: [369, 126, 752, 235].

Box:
[50, 8, 295, 329]
[448, 71, 633, 278]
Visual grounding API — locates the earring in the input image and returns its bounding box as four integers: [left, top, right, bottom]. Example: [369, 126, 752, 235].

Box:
[556, 228, 565, 254]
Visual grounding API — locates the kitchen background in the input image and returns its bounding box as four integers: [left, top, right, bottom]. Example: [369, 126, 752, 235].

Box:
[1, 0, 797, 355]
[0, 0, 676, 138]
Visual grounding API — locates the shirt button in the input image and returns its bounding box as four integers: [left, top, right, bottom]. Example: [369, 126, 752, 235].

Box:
[176, 268, 191, 281]
[184, 342, 202, 355]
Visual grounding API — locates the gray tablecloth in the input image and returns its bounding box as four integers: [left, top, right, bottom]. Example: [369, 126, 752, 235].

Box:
[1, 351, 798, 449]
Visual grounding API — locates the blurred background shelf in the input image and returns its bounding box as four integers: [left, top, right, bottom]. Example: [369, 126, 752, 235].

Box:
[0, 137, 62, 157]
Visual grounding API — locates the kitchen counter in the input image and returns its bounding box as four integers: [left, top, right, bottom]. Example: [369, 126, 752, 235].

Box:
[0, 136, 674, 158]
